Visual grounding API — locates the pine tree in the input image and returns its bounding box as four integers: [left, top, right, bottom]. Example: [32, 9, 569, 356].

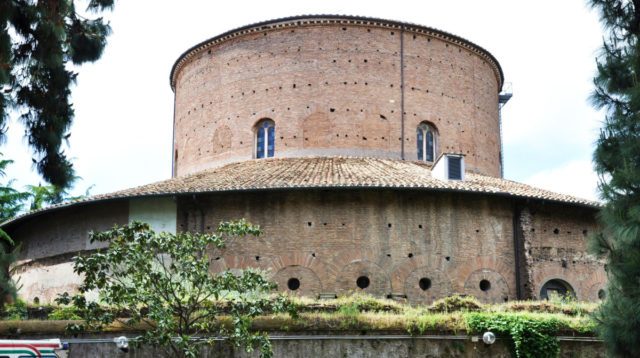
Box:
[0, 0, 114, 189]
[588, 1, 640, 356]
[0, 153, 27, 305]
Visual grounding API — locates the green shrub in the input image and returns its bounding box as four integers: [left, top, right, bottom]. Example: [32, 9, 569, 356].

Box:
[48, 306, 81, 320]
[3, 299, 27, 320]
[333, 293, 402, 313]
[466, 312, 560, 358]
[429, 295, 482, 313]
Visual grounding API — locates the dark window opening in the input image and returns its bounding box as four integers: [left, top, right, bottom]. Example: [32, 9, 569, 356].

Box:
[479, 279, 491, 292]
[448, 156, 462, 180]
[598, 289, 606, 300]
[356, 276, 370, 289]
[540, 279, 575, 300]
[419, 278, 431, 291]
[287, 278, 300, 291]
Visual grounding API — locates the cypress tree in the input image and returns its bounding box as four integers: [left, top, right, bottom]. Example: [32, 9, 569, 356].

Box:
[0, 0, 114, 189]
[588, 0, 640, 356]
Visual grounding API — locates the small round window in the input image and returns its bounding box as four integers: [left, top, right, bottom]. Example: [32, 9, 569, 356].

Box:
[419, 278, 432, 291]
[598, 289, 606, 300]
[356, 276, 370, 289]
[479, 279, 491, 292]
[287, 278, 300, 291]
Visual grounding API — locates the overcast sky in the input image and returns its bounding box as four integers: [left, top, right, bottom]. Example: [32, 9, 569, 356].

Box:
[2, 0, 604, 201]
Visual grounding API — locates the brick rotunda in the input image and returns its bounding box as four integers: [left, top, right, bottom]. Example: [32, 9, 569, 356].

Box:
[2, 15, 605, 304]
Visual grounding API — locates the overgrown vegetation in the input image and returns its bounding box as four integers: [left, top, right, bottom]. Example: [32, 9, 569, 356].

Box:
[587, 0, 640, 356]
[58, 221, 296, 358]
[2, 298, 27, 320]
[0, 293, 597, 358]
[428, 294, 483, 313]
[467, 312, 560, 358]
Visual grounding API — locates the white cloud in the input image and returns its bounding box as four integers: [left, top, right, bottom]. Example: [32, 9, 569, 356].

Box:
[524, 160, 600, 201]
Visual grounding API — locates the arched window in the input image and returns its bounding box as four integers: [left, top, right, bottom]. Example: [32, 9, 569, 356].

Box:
[540, 279, 575, 300]
[255, 119, 275, 158]
[417, 122, 437, 162]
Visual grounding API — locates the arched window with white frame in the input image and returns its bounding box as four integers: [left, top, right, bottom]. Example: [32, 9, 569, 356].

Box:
[417, 122, 437, 162]
[255, 119, 275, 159]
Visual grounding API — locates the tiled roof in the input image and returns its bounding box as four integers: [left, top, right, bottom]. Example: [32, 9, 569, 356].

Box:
[1, 157, 599, 226]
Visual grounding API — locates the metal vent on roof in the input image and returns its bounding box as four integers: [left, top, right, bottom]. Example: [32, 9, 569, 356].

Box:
[448, 156, 462, 180]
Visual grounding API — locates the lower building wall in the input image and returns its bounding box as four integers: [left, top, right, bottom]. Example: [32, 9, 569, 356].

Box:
[43, 333, 604, 358]
[9, 201, 129, 303]
[6, 189, 604, 304]
[522, 203, 605, 301]
[181, 190, 517, 304]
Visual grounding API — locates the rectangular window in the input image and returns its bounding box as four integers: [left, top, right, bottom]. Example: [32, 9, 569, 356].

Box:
[448, 156, 462, 180]
[267, 126, 275, 157]
[426, 131, 434, 162]
[417, 131, 423, 160]
[256, 128, 265, 158]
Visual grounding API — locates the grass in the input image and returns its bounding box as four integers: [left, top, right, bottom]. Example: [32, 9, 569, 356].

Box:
[0, 293, 598, 336]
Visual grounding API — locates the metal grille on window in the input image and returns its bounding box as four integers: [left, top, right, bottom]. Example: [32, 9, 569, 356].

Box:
[417, 123, 436, 162]
[267, 125, 275, 157]
[417, 129, 424, 160]
[256, 126, 265, 158]
[255, 119, 275, 159]
[448, 156, 462, 180]
[426, 130, 434, 162]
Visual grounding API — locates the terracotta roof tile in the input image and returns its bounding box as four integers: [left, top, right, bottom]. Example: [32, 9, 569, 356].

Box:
[1, 157, 599, 226]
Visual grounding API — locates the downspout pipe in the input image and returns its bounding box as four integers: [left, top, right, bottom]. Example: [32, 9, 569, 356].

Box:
[171, 90, 177, 178]
[512, 201, 523, 300]
[400, 26, 406, 160]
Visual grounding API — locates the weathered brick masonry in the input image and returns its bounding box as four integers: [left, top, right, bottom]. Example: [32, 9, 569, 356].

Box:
[1, 15, 605, 304]
[171, 16, 502, 177]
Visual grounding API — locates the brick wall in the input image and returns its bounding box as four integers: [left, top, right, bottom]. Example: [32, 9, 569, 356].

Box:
[523, 202, 605, 301]
[179, 190, 517, 303]
[177, 190, 602, 303]
[172, 21, 502, 178]
[7, 190, 602, 304]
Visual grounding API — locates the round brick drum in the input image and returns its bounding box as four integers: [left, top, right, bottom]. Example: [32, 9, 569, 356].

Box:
[170, 16, 504, 177]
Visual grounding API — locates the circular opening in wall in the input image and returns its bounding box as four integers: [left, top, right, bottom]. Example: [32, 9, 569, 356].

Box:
[479, 280, 491, 292]
[419, 278, 431, 291]
[598, 289, 606, 300]
[287, 278, 300, 291]
[356, 276, 370, 289]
